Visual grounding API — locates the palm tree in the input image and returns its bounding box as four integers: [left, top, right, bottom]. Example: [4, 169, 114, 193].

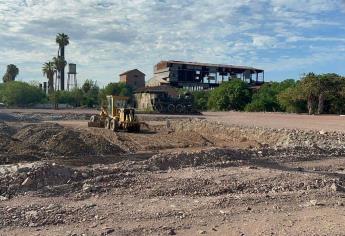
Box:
[55, 33, 69, 90]
[42, 62, 55, 93]
[2, 64, 19, 83]
[52, 56, 67, 90]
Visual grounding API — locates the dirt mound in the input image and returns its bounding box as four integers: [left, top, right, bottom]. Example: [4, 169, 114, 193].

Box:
[170, 119, 345, 150]
[0, 123, 42, 163]
[0, 162, 79, 197]
[0, 112, 39, 122]
[0, 122, 14, 151]
[0, 112, 20, 122]
[145, 148, 252, 170]
[13, 123, 125, 156]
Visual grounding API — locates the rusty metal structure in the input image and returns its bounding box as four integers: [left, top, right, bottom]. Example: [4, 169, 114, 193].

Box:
[147, 60, 264, 90]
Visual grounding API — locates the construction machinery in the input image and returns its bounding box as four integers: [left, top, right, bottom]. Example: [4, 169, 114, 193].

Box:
[88, 95, 141, 132]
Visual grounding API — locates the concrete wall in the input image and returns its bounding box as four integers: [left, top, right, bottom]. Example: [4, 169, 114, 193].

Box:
[134, 93, 160, 111]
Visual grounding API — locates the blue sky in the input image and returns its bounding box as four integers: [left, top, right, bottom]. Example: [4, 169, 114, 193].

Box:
[1, 0, 345, 87]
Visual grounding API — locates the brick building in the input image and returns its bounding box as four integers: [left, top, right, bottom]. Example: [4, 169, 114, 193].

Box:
[119, 69, 145, 90]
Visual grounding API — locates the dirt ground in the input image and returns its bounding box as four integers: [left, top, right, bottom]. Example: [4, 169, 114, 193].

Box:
[1, 109, 345, 235]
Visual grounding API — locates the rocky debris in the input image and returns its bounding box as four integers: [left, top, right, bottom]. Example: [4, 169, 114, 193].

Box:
[0, 202, 99, 228]
[330, 183, 345, 192]
[8, 123, 124, 157]
[0, 111, 89, 122]
[0, 113, 25, 122]
[101, 227, 115, 236]
[167, 228, 176, 235]
[145, 148, 252, 170]
[82, 183, 100, 193]
[170, 119, 345, 151]
[0, 122, 16, 151]
[0, 162, 79, 197]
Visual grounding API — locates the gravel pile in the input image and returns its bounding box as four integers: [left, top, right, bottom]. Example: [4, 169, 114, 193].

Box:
[0, 112, 39, 122]
[171, 119, 345, 150]
[146, 148, 252, 170]
[13, 123, 125, 156]
[0, 122, 14, 151]
[0, 162, 79, 198]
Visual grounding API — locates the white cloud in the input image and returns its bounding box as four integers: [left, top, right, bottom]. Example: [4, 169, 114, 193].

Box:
[0, 0, 344, 84]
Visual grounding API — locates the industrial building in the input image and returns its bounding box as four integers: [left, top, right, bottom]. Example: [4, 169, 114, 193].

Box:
[134, 85, 178, 111]
[147, 60, 264, 90]
[119, 69, 145, 90]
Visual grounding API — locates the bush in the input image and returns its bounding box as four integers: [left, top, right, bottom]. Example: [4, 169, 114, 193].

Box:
[99, 82, 133, 106]
[208, 80, 251, 111]
[245, 79, 296, 112]
[192, 90, 209, 111]
[47, 80, 100, 108]
[277, 85, 306, 113]
[0, 81, 46, 106]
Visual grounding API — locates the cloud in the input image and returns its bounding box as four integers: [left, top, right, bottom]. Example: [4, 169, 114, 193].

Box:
[0, 0, 344, 84]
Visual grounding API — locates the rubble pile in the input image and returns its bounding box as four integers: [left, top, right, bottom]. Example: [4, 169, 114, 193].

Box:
[0, 162, 79, 198]
[146, 148, 252, 170]
[0, 111, 89, 122]
[0, 122, 14, 151]
[171, 119, 345, 150]
[12, 123, 125, 156]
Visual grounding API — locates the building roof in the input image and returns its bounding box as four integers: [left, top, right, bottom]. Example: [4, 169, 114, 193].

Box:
[119, 69, 145, 76]
[134, 85, 178, 96]
[156, 60, 264, 73]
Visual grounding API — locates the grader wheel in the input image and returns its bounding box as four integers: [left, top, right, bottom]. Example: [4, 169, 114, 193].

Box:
[110, 119, 118, 132]
[104, 118, 111, 129]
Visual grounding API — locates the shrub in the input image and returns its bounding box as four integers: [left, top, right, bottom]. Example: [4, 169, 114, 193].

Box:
[208, 80, 251, 111]
[0, 81, 45, 106]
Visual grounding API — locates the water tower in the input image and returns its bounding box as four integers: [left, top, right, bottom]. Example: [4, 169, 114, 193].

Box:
[67, 63, 77, 91]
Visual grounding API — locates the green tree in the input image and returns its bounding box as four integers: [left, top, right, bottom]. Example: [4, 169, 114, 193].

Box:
[82, 79, 96, 94]
[42, 61, 56, 93]
[316, 73, 343, 114]
[49, 91, 60, 109]
[2, 64, 19, 83]
[52, 56, 67, 89]
[55, 33, 69, 90]
[71, 88, 84, 107]
[245, 79, 296, 112]
[192, 90, 209, 111]
[299, 73, 321, 115]
[99, 82, 133, 105]
[277, 84, 306, 113]
[82, 80, 99, 107]
[208, 80, 251, 111]
[0, 81, 45, 106]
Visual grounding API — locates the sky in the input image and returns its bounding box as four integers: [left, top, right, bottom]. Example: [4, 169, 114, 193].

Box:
[1, 0, 345, 87]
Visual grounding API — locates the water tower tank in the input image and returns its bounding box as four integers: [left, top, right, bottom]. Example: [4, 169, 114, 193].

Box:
[68, 63, 76, 74]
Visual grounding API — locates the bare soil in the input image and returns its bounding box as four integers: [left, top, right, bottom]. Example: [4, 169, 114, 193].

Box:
[1, 109, 345, 235]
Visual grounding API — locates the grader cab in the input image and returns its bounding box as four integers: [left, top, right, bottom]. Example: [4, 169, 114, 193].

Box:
[88, 95, 140, 132]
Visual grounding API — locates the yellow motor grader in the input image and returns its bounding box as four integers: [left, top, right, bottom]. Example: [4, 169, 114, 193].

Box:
[88, 95, 140, 132]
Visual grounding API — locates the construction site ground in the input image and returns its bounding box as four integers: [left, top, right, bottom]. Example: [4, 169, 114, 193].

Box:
[1, 109, 345, 235]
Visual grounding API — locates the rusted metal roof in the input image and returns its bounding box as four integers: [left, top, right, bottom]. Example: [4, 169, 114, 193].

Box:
[155, 60, 264, 73]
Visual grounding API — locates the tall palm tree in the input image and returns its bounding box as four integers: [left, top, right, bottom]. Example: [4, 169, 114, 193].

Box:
[52, 56, 67, 91]
[55, 33, 69, 90]
[42, 62, 55, 93]
[2, 64, 19, 83]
